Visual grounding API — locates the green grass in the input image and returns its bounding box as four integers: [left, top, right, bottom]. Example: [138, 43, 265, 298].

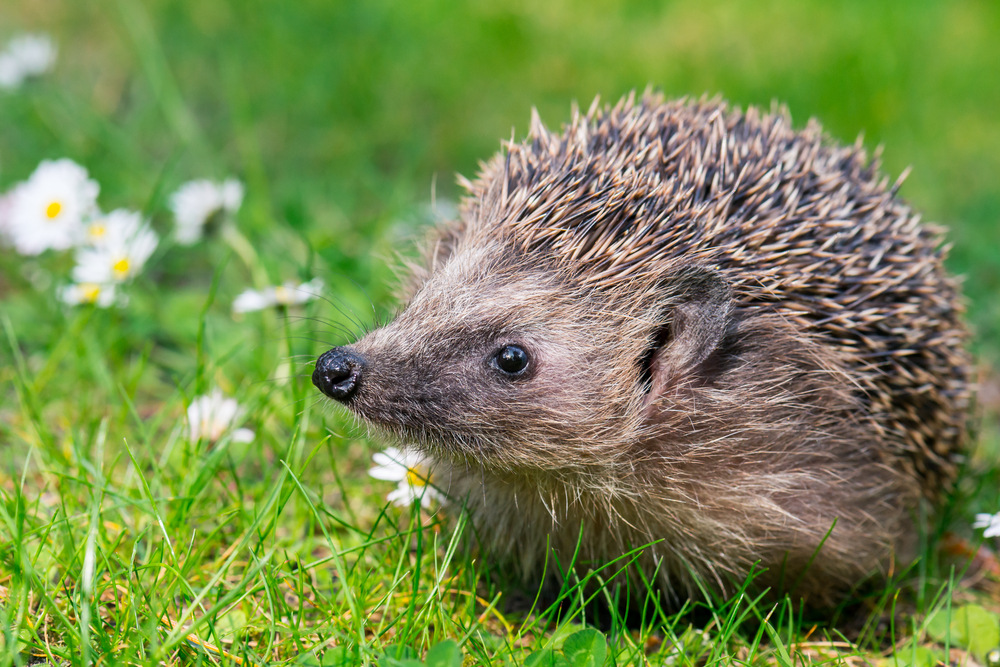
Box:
[2, 0, 1000, 664]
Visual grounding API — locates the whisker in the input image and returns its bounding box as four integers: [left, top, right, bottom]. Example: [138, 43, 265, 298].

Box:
[296, 395, 329, 419]
[320, 268, 379, 319]
[265, 316, 358, 342]
[272, 394, 324, 413]
[311, 289, 368, 335]
[253, 374, 316, 384]
[263, 335, 346, 349]
[286, 314, 357, 334]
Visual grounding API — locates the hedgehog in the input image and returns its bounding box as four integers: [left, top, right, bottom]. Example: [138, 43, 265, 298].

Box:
[312, 91, 972, 606]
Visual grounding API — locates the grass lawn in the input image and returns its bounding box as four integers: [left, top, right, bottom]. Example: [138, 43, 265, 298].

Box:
[2, 0, 1000, 664]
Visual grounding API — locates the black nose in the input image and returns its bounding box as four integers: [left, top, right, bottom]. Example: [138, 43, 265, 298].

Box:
[313, 347, 365, 401]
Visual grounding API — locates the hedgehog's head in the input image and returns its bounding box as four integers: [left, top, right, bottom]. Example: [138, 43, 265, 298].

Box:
[311, 96, 753, 476]
[313, 234, 734, 475]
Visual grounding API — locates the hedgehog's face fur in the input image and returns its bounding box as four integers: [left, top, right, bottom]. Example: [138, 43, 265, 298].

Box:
[323, 240, 712, 475]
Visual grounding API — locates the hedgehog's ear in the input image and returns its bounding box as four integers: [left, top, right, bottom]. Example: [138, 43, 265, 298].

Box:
[642, 267, 733, 405]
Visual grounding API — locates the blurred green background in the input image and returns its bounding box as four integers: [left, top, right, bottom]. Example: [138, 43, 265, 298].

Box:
[1, 2, 999, 659]
[2, 0, 998, 356]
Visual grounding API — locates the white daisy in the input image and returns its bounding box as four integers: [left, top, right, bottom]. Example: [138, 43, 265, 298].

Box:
[232, 277, 324, 313]
[0, 34, 57, 90]
[79, 212, 113, 247]
[78, 207, 148, 247]
[71, 210, 158, 283]
[57, 282, 121, 308]
[368, 446, 445, 508]
[973, 512, 1000, 538]
[169, 178, 244, 244]
[6, 159, 99, 255]
[187, 389, 255, 444]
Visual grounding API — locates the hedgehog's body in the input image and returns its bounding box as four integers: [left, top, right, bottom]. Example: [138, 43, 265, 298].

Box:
[314, 93, 972, 605]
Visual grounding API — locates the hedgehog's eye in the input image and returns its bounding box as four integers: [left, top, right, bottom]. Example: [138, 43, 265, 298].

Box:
[494, 344, 530, 376]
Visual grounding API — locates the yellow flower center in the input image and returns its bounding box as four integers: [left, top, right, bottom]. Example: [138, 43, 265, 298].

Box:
[45, 201, 62, 219]
[200, 418, 224, 442]
[89, 223, 107, 240]
[80, 284, 101, 303]
[405, 467, 428, 487]
[275, 286, 291, 305]
[113, 258, 130, 277]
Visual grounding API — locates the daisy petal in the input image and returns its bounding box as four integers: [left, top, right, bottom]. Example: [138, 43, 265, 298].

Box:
[369, 466, 405, 481]
[170, 178, 243, 244]
[233, 289, 274, 313]
[187, 388, 250, 444]
[232, 428, 255, 443]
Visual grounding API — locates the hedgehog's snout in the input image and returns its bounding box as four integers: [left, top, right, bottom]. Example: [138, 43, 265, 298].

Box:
[313, 346, 365, 402]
